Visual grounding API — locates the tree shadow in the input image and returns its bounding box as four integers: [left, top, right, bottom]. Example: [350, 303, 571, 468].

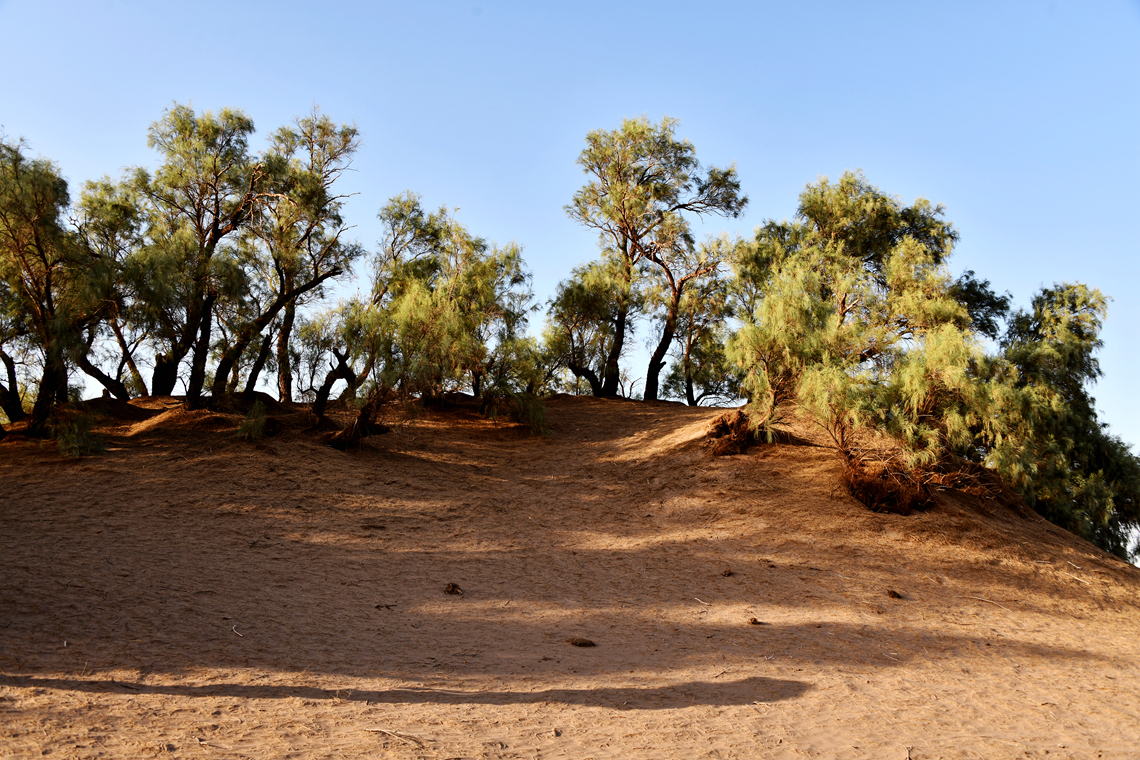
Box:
[0, 674, 809, 709]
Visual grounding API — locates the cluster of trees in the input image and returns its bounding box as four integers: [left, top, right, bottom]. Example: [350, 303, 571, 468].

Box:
[0, 106, 546, 440]
[2, 108, 1137, 558]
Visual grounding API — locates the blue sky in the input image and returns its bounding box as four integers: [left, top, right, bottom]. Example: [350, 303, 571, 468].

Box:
[2, 0, 1138, 444]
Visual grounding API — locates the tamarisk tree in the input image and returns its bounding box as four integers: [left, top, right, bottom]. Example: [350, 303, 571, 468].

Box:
[210, 109, 362, 400]
[129, 104, 262, 405]
[566, 116, 746, 397]
[729, 172, 985, 466]
[987, 284, 1140, 558]
[0, 139, 98, 432]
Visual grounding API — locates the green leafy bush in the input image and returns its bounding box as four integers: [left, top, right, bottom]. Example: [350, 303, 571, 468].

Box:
[54, 413, 106, 458]
[238, 400, 267, 441]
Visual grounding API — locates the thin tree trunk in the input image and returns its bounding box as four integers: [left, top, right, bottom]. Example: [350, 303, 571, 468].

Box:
[643, 328, 672, 402]
[598, 246, 635, 398]
[211, 269, 340, 400]
[277, 301, 295, 402]
[111, 319, 147, 396]
[644, 302, 679, 401]
[226, 348, 242, 395]
[244, 331, 274, 394]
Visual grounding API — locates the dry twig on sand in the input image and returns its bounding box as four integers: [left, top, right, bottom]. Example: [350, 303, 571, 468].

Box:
[364, 728, 424, 746]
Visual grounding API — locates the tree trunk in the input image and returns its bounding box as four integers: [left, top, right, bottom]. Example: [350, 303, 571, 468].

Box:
[29, 342, 67, 435]
[77, 352, 131, 401]
[111, 320, 148, 396]
[600, 306, 625, 397]
[566, 361, 603, 396]
[337, 350, 375, 402]
[599, 253, 634, 398]
[151, 298, 208, 397]
[184, 293, 217, 409]
[244, 331, 274, 394]
[312, 349, 356, 418]
[212, 269, 340, 400]
[643, 303, 679, 401]
[226, 349, 242, 394]
[151, 354, 180, 397]
[0, 348, 27, 423]
[277, 301, 295, 402]
[685, 373, 696, 406]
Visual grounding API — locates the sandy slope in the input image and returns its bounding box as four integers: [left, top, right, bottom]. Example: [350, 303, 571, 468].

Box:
[2, 395, 1138, 759]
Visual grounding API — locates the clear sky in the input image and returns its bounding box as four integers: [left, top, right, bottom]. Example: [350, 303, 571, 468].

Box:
[2, 0, 1137, 444]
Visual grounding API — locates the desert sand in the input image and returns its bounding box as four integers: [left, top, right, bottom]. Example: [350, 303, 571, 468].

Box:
[2, 394, 1138, 759]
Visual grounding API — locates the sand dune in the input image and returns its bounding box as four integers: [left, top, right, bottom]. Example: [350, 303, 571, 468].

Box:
[2, 395, 1138, 758]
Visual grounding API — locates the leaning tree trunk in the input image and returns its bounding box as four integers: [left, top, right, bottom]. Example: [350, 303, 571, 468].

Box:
[312, 349, 357, 418]
[243, 332, 274, 394]
[567, 361, 603, 396]
[0, 349, 27, 423]
[77, 352, 131, 401]
[643, 319, 676, 402]
[110, 320, 148, 396]
[212, 269, 341, 400]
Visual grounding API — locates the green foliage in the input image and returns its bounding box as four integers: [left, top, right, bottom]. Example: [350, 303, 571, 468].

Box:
[129, 103, 261, 400]
[950, 270, 1012, 341]
[52, 412, 106, 458]
[211, 108, 363, 400]
[0, 136, 98, 430]
[238, 400, 268, 441]
[544, 255, 630, 396]
[985, 284, 1140, 558]
[660, 236, 743, 406]
[292, 192, 540, 426]
[729, 173, 985, 466]
[565, 116, 747, 397]
[728, 172, 1140, 558]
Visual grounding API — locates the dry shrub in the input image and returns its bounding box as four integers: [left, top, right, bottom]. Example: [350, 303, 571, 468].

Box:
[842, 459, 929, 515]
[706, 409, 806, 455]
[923, 458, 1035, 519]
[324, 389, 393, 450]
[706, 409, 755, 456]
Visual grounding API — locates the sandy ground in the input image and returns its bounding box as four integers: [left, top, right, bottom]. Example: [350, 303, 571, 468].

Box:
[2, 394, 1139, 759]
